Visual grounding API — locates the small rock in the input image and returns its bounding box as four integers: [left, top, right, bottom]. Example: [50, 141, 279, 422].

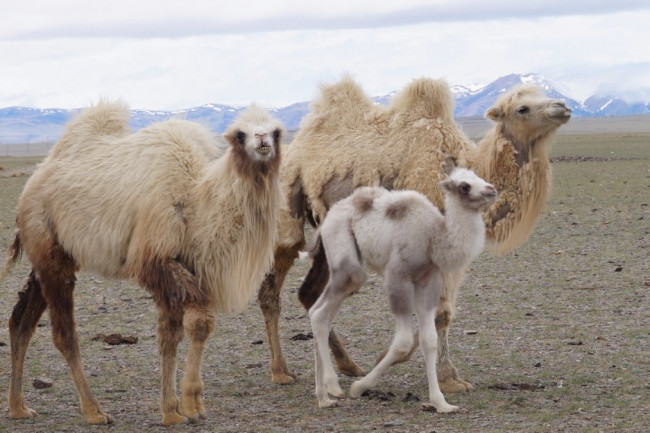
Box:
[421, 403, 438, 412]
[33, 377, 53, 389]
[534, 362, 542, 368]
[290, 332, 313, 341]
[464, 330, 478, 335]
[383, 419, 403, 427]
[402, 392, 420, 402]
[251, 340, 264, 345]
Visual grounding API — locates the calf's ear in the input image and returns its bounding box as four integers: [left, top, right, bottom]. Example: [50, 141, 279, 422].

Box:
[442, 155, 456, 176]
[439, 178, 454, 192]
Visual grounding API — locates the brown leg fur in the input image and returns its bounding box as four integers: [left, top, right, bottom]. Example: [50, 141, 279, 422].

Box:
[298, 244, 364, 377]
[436, 309, 472, 392]
[8, 271, 47, 419]
[181, 306, 215, 422]
[37, 245, 113, 424]
[157, 311, 186, 425]
[140, 259, 211, 425]
[258, 244, 302, 384]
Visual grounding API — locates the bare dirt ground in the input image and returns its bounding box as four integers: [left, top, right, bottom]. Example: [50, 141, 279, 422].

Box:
[0, 126, 648, 432]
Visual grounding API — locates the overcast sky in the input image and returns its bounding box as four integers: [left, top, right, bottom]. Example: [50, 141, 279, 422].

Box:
[2, 0, 649, 110]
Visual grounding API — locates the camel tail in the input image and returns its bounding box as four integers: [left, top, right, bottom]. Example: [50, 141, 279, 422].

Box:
[1, 233, 22, 281]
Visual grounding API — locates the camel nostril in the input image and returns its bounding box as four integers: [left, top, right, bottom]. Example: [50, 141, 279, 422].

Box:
[484, 186, 497, 197]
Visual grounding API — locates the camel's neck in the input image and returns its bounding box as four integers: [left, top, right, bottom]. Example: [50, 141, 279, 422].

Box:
[430, 197, 485, 272]
[467, 127, 552, 255]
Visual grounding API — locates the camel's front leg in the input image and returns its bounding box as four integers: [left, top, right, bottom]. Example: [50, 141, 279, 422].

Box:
[416, 274, 459, 413]
[259, 244, 302, 384]
[436, 270, 472, 393]
[157, 311, 186, 425]
[180, 307, 215, 422]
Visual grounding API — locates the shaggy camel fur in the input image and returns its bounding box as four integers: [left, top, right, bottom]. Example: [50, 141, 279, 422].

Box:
[257, 75, 571, 390]
[308, 167, 497, 410]
[2, 102, 284, 425]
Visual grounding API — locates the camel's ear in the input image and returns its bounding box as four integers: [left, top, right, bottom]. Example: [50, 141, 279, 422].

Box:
[486, 106, 503, 120]
[442, 156, 456, 176]
[439, 178, 454, 192]
[223, 129, 246, 147]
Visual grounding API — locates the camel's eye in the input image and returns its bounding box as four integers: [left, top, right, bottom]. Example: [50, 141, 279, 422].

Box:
[460, 183, 471, 193]
[516, 106, 529, 115]
[236, 131, 246, 145]
[272, 128, 281, 143]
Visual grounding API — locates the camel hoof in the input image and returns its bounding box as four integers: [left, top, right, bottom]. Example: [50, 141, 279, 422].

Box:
[327, 385, 345, 400]
[162, 412, 188, 426]
[438, 376, 473, 393]
[421, 402, 460, 413]
[349, 381, 366, 399]
[10, 405, 38, 419]
[271, 371, 296, 384]
[82, 405, 114, 425]
[318, 398, 340, 408]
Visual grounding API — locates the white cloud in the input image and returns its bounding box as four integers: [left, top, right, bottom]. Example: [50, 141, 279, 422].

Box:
[1, 1, 649, 109]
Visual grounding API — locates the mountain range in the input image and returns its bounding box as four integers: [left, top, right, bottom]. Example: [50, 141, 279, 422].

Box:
[1, 73, 649, 145]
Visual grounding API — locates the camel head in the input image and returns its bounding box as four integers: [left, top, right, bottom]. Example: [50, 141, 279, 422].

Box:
[440, 167, 498, 212]
[485, 84, 571, 151]
[223, 103, 284, 164]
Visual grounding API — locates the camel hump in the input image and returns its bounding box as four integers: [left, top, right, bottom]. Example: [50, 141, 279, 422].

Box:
[304, 74, 374, 127]
[391, 77, 455, 122]
[64, 99, 131, 139]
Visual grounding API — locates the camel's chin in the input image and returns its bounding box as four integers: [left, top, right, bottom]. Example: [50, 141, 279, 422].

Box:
[548, 114, 571, 125]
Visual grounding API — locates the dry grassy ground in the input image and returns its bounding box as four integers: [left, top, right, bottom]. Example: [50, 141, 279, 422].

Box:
[0, 127, 648, 432]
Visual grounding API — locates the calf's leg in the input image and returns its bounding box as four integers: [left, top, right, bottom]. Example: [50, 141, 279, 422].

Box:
[416, 274, 458, 413]
[299, 242, 365, 377]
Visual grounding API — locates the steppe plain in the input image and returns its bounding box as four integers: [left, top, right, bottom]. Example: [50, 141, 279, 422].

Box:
[0, 115, 648, 432]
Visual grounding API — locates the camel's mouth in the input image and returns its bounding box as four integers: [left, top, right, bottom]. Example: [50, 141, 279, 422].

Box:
[256, 144, 272, 155]
[547, 106, 572, 124]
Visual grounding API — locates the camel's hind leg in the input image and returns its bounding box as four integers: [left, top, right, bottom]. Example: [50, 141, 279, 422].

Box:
[298, 243, 365, 377]
[259, 244, 302, 384]
[37, 248, 113, 424]
[8, 270, 47, 419]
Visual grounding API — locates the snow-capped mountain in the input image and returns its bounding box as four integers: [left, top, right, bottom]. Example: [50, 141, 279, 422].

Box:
[1, 73, 648, 145]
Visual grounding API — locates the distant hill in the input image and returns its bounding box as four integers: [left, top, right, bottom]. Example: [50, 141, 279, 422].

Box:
[1, 73, 649, 145]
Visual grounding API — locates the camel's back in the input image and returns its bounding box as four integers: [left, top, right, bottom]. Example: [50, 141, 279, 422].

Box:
[283, 76, 475, 222]
[17, 116, 216, 278]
